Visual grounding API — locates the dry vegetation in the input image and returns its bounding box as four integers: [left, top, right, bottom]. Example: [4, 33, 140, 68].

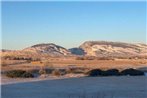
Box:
[0, 55, 146, 80]
[1, 57, 147, 79]
[1, 57, 147, 98]
[1, 57, 147, 71]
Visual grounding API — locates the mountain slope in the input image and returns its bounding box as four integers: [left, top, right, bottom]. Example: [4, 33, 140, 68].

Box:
[1, 41, 147, 58]
[70, 41, 147, 57]
[22, 43, 71, 56]
[1, 43, 71, 59]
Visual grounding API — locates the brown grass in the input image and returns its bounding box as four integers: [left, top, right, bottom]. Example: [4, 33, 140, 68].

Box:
[1, 58, 147, 72]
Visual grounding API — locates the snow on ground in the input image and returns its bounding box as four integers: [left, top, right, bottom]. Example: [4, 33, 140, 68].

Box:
[1, 74, 85, 85]
[1, 76, 147, 98]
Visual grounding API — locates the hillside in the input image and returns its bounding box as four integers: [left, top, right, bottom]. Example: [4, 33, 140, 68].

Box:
[70, 41, 147, 58]
[1, 43, 71, 59]
[1, 41, 147, 59]
[23, 43, 71, 56]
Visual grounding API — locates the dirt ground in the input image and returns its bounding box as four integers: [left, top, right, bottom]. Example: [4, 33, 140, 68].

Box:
[1, 76, 147, 98]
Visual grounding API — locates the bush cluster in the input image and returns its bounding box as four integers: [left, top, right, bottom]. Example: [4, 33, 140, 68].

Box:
[6, 68, 144, 78]
[52, 70, 61, 76]
[66, 67, 87, 74]
[86, 69, 102, 76]
[76, 56, 96, 60]
[101, 69, 120, 76]
[6, 70, 34, 78]
[120, 68, 144, 76]
[86, 68, 144, 77]
[39, 68, 54, 75]
[76, 56, 114, 60]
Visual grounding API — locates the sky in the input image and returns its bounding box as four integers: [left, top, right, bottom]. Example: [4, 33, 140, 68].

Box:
[2, 1, 146, 50]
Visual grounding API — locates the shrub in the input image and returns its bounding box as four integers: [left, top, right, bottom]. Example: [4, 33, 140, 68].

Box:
[86, 69, 121, 77]
[45, 68, 54, 74]
[72, 70, 85, 74]
[29, 69, 39, 74]
[28, 69, 40, 77]
[39, 69, 47, 75]
[86, 69, 103, 76]
[59, 69, 66, 75]
[84, 56, 95, 60]
[21, 72, 34, 78]
[73, 68, 86, 74]
[101, 69, 120, 76]
[76, 56, 96, 60]
[1, 63, 7, 67]
[97, 57, 114, 60]
[6, 70, 34, 78]
[52, 70, 61, 76]
[6, 70, 26, 78]
[76, 57, 85, 60]
[66, 68, 74, 74]
[66, 68, 86, 74]
[120, 68, 144, 76]
[39, 68, 54, 75]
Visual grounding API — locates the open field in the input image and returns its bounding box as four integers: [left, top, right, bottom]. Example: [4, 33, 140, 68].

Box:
[1, 59, 147, 71]
[43, 59, 147, 69]
[1, 59, 147, 98]
[2, 76, 147, 98]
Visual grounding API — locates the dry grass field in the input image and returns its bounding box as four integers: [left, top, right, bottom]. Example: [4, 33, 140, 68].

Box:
[44, 58, 147, 69]
[1, 58, 147, 72]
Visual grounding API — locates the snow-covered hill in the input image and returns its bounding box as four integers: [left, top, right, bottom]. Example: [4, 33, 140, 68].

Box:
[1, 43, 71, 59]
[70, 41, 147, 57]
[1, 41, 147, 58]
[23, 43, 71, 56]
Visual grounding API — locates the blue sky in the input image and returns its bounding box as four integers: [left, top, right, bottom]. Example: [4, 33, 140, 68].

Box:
[2, 1, 146, 50]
